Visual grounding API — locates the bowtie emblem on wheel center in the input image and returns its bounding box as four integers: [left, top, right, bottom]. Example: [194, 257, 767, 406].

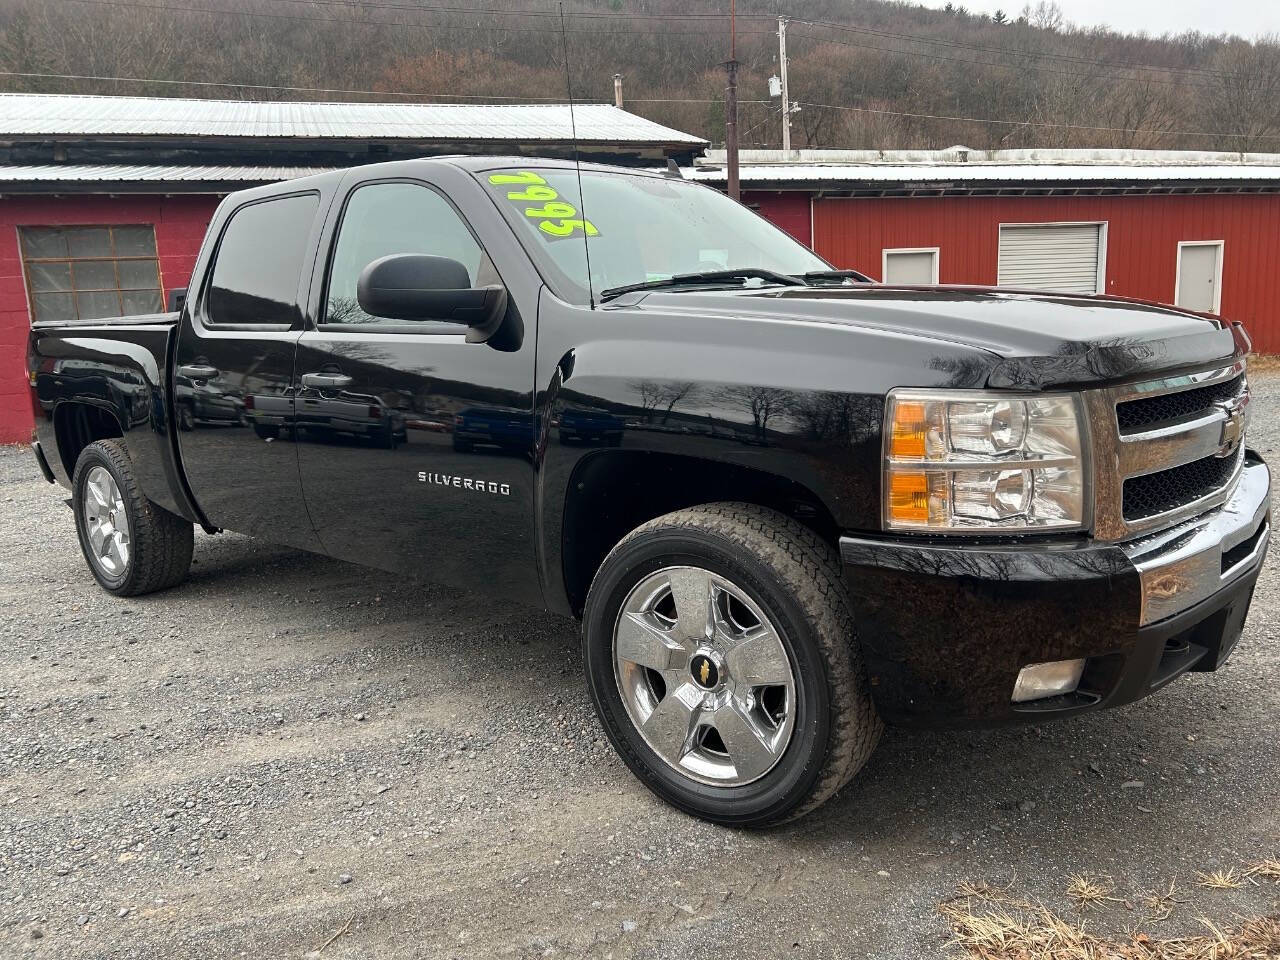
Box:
[690, 652, 720, 689]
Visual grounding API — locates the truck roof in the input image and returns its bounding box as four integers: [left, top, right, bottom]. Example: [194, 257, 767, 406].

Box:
[228, 155, 671, 198]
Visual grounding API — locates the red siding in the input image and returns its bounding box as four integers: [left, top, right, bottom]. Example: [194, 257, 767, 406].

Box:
[744, 191, 811, 246]
[811, 193, 1280, 352]
[0, 194, 220, 444]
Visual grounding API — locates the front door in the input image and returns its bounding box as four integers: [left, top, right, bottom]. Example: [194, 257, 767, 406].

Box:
[294, 177, 541, 605]
[174, 190, 325, 550]
[1176, 241, 1223, 314]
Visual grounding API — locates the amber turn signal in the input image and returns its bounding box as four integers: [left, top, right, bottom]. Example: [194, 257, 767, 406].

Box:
[887, 470, 930, 525]
[889, 400, 928, 460]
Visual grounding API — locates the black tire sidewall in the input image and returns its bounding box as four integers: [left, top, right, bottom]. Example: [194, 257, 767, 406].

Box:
[72, 445, 135, 594]
[583, 527, 834, 825]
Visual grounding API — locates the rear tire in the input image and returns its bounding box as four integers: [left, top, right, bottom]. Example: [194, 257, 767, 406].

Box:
[72, 439, 194, 596]
[582, 502, 881, 826]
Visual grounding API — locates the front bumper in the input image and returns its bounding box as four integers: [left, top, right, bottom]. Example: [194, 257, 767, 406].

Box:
[840, 453, 1270, 728]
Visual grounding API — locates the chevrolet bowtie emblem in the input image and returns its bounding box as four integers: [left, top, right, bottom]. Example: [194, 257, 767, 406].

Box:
[1215, 395, 1248, 458]
[691, 654, 718, 689]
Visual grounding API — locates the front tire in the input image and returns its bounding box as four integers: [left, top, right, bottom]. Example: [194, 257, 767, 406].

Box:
[582, 503, 881, 826]
[72, 439, 194, 596]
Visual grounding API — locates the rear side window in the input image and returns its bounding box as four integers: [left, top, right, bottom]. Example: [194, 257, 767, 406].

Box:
[206, 193, 319, 326]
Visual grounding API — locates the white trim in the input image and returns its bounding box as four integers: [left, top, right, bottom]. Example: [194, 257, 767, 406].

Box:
[881, 246, 940, 284]
[996, 220, 1107, 294]
[1174, 240, 1224, 314]
[809, 194, 815, 250]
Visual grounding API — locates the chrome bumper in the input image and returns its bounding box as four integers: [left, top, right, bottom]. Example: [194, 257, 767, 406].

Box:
[1124, 456, 1270, 626]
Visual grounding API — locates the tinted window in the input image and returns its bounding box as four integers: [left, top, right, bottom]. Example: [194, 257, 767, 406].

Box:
[207, 193, 318, 326]
[20, 225, 163, 322]
[324, 182, 484, 326]
[482, 167, 830, 304]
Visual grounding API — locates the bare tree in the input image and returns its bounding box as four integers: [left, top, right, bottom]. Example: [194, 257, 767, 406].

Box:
[1199, 38, 1280, 152]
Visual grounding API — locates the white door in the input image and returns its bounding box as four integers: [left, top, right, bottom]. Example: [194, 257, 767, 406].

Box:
[883, 248, 939, 285]
[998, 223, 1103, 294]
[1176, 242, 1223, 313]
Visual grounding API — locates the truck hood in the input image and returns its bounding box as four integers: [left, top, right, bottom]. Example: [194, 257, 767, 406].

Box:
[625, 284, 1245, 389]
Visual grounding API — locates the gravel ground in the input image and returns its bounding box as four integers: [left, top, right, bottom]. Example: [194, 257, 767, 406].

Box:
[3, 375, 1280, 960]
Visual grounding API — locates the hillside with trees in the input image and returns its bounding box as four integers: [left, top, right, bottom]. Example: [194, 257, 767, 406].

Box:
[0, 0, 1277, 152]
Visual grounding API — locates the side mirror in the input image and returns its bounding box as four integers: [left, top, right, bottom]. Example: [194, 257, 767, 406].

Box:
[356, 254, 507, 339]
[167, 287, 188, 312]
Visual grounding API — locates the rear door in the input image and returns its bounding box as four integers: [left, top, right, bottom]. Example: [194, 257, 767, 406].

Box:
[293, 169, 542, 605]
[174, 185, 332, 549]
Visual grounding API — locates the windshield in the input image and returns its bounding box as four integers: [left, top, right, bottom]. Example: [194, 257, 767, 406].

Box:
[480, 166, 831, 304]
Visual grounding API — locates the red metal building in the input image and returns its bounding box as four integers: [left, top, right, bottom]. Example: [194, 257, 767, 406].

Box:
[0, 93, 705, 444]
[721, 149, 1280, 354]
[5, 108, 1280, 445]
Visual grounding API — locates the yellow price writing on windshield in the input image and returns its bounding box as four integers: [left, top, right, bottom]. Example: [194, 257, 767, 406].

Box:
[487, 171, 599, 241]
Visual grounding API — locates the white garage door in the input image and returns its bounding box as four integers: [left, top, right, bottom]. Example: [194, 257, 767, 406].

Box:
[883, 249, 939, 285]
[997, 223, 1103, 294]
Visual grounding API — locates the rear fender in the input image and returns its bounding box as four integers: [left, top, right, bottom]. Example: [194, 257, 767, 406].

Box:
[30, 326, 201, 523]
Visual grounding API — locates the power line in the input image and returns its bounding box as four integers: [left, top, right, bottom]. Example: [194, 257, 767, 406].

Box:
[0, 69, 775, 108]
[25, 0, 1269, 147]
[268, 0, 1260, 84]
[60, 0, 1252, 94]
[0, 69, 605, 101]
[63, 0, 1252, 86]
[0, 62, 1261, 144]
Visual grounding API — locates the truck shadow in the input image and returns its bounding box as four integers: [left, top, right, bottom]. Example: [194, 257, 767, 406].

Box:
[178, 528, 1275, 879]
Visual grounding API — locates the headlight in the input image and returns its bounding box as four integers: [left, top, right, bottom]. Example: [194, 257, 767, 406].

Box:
[883, 390, 1087, 532]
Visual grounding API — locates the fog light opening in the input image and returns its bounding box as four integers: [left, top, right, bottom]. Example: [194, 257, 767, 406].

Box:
[1011, 658, 1086, 703]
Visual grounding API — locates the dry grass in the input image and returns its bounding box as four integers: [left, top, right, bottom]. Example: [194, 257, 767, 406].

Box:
[1245, 352, 1280, 372]
[1142, 878, 1189, 925]
[1196, 869, 1246, 891]
[1067, 875, 1118, 910]
[1244, 860, 1280, 884]
[940, 883, 1280, 959]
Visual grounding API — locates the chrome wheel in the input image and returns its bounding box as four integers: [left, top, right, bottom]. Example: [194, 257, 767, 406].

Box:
[613, 566, 797, 786]
[83, 466, 130, 577]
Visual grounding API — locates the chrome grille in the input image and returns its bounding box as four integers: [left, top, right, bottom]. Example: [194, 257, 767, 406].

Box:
[1122, 448, 1244, 521]
[1116, 373, 1244, 433]
[1086, 360, 1249, 541]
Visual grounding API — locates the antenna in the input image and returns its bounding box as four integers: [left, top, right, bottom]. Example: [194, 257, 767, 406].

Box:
[558, 2, 595, 309]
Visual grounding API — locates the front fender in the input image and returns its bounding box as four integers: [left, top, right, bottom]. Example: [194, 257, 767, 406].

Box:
[532, 290, 999, 614]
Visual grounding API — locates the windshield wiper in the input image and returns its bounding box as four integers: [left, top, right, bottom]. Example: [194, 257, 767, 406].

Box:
[599, 268, 806, 303]
[797, 269, 874, 285]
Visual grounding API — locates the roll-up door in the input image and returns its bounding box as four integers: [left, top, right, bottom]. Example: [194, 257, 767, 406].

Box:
[997, 223, 1103, 294]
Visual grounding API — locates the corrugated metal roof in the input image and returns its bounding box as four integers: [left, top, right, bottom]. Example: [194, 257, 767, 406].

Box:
[689, 164, 1280, 184]
[713, 147, 1280, 165]
[691, 147, 1280, 184]
[0, 93, 705, 145]
[0, 164, 333, 183]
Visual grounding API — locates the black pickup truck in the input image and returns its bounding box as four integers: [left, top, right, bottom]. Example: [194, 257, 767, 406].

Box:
[27, 157, 1270, 825]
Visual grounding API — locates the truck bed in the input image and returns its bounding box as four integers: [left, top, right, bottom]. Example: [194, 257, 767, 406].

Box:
[30, 311, 179, 330]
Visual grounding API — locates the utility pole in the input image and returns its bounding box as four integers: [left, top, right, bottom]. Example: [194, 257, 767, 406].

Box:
[777, 17, 792, 154]
[724, 0, 739, 200]
[613, 73, 624, 109]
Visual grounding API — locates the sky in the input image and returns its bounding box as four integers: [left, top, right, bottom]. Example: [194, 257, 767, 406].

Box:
[920, 1, 1280, 39]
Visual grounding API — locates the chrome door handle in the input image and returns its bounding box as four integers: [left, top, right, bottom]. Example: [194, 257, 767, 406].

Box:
[301, 372, 353, 390]
[177, 364, 219, 380]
